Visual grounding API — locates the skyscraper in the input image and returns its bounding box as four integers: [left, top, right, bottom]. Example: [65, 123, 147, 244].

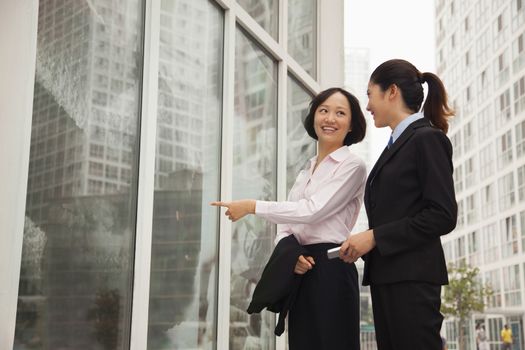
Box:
[3, 0, 346, 349]
[344, 47, 376, 348]
[437, 0, 525, 348]
[344, 47, 372, 233]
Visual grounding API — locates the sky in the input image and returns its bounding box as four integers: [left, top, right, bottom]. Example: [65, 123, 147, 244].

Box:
[344, 0, 436, 162]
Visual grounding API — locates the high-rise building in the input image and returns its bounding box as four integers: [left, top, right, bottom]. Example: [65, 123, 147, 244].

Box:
[345, 47, 372, 233]
[27, 0, 141, 219]
[436, 0, 525, 348]
[1, 0, 345, 349]
[344, 47, 376, 348]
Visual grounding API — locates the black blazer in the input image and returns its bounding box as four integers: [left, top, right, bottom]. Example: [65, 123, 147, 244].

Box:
[362, 118, 457, 286]
[247, 234, 308, 335]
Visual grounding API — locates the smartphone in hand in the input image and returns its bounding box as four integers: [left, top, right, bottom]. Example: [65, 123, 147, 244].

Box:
[327, 246, 341, 259]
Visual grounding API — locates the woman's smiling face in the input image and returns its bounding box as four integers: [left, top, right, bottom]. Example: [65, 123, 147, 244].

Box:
[366, 82, 391, 128]
[313, 92, 352, 147]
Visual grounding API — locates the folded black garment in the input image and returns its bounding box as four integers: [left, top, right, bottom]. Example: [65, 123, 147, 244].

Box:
[246, 234, 308, 336]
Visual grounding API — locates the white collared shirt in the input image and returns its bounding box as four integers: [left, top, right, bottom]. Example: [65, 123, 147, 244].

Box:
[255, 146, 367, 245]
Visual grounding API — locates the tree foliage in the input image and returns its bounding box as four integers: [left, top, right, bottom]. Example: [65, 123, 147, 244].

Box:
[442, 264, 491, 318]
[441, 263, 493, 349]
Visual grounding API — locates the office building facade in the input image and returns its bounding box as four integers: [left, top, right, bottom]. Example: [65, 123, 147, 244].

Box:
[0, 0, 344, 349]
[436, 0, 525, 348]
[344, 47, 376, 349]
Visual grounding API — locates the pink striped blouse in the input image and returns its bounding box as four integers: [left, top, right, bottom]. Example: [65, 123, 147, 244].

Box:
[255, 146, 367, 245]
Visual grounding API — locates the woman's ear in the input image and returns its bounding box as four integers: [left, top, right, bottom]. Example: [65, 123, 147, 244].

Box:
[388, 84, 398, 100]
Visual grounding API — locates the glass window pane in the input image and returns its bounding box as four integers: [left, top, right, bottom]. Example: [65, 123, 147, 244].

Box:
[237, 0, 279, 40]
[147, 1, 223, 349]
[14, 1, 145, 349]
[230, 28, 277, 350]
[288, 0, 317, 77]
[287, 76, 315, 192]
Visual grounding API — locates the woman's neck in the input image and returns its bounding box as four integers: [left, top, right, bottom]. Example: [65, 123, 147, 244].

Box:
[316, 143, 342, 168]
[389, 109, 415, 131]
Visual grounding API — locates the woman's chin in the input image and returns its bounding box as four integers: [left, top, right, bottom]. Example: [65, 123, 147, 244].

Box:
[373, 119, 387, 128]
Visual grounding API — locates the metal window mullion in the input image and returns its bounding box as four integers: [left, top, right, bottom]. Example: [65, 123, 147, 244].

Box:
[216, 5, 236, 350]
[279, 0, 288, 51]
[234, 2, 285, 61]
[233, 2, 319, 96]
[316, 0, 344, 88]
[130, 0, 161, 348]
[276, 3, 289, 234]
[275, 0, 288, 347]
[275, 59, 289, 350]
[1, 1, 39, 349]
[213, 0, 234, 10]
[287, 57, 320, 95]
[315, 0, 320, 81]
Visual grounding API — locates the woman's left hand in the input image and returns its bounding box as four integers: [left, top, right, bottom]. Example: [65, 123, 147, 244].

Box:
[210, 200, 256, 222]
[340, 230, 376, 263]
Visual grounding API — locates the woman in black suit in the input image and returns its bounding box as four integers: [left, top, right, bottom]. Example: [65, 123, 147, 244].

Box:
[340, 59, 457, 350]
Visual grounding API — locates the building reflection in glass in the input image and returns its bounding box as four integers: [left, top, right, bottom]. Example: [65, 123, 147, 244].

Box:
[286, 76, 315, 192]
[237, 0, 278, 40]
[15, 0, 145, 348]
[288, 0, 317, 78]
[146, 0, 223, 349]
[230, 28, 278, 350]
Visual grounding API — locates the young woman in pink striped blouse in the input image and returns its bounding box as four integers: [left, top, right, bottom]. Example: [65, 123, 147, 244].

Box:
[212, 87, 367, 350]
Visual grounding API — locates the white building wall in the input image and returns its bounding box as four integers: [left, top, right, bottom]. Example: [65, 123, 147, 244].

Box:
[437, 0, 525, 348]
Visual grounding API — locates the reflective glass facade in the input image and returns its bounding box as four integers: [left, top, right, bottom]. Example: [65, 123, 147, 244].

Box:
[2, 0, 345, 348]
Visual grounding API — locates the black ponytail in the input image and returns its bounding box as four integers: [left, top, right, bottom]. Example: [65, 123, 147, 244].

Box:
[421, 72, 454, 134]
[370, 59, 454, 133]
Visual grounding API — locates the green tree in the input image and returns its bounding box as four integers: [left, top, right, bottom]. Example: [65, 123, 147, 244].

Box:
[441, 263, 492, 350]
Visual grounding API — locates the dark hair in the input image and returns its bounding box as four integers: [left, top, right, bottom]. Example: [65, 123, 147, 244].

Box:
[303, 87, 366, 146]
[369, 59, 454, 133]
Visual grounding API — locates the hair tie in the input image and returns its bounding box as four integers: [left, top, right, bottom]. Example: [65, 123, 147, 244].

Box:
[414, 74, 424, 84]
